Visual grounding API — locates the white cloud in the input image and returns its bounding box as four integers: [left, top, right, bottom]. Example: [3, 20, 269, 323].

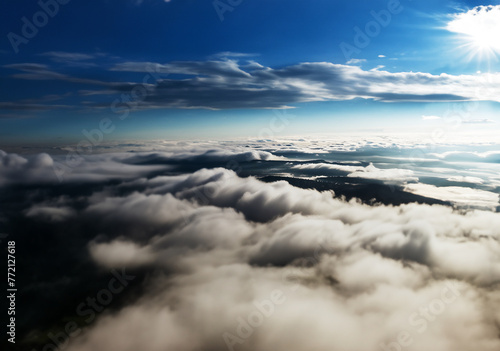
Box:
[39, 51, 95, 61]
[422, 115, 441, 120]
[6, 59, 500, 112]
[103, 60, 500, 109]
[293, 163, 417, 184]
[0, 150, 171, 185]
[463, 118, 495, 124]
[0, 148, 280, 186]
[292, 163, 366, 173]
[210, 52, 259, 59]
[55, 167, 500, 351]
[447, 176, 484, 185]
[348, 164, 418, 184]
[5, 141, 500, 351]
[89, 240, 156, 269]
[346, 58, 367, 64]
[25, 205, 75, 222]
[404, 183, 499, 209]
[430, 150, 500, 161]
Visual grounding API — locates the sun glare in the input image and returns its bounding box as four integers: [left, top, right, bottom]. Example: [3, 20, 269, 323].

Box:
[447, 5, 500, 63]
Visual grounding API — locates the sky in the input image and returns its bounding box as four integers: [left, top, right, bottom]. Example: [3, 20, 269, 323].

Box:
[1, 0, 500, 147]
[3, 2, 500, 350]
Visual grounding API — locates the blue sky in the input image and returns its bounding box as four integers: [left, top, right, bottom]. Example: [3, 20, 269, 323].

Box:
[1, 0, 500, 146]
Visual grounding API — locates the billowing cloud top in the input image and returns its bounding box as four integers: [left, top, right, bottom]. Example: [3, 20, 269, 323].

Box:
[2, 138, 500, 351]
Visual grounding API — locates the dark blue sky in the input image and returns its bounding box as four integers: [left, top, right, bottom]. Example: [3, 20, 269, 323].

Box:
[1, 0, 499, 145]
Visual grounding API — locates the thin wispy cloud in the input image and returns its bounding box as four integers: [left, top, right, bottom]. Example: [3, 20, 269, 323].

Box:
[4, 59, 500, 113]
[462, 118, 495, 124]
[346, 58, 366, 64]
[3, 63, 114, 86]
[87, 60, 500, 108]
[210, 52, 260, 59]
[39, 52, 96, 62]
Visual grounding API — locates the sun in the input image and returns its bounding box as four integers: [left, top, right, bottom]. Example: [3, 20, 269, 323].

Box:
[446, 5, 500, 63]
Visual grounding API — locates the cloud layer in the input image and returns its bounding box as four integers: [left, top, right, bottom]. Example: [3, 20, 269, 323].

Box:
[2, 142, 500, 351]
[3, 58, 500, 114]
[106, 60, 500, 109]
[57, 168, 500, 351]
